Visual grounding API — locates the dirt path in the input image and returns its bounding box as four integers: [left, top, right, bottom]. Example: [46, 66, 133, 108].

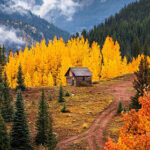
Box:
[57, 77, 134, 150]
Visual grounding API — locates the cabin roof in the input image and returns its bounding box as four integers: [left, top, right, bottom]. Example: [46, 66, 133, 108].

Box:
[65, 67, 92, 77]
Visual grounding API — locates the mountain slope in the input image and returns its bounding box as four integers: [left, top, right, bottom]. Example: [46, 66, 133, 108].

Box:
[9, 0, 137, 33]
[0, 0, 70, 52]
[84, 0, 150, 58]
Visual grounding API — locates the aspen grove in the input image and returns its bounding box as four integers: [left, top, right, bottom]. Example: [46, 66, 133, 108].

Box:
[5, 36, 149, 88]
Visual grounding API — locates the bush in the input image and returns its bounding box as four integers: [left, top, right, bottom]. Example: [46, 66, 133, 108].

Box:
[79, 82, 91, 87]
[32, 100, 35, 105]
[117, 101, 123, 114]
[49, 95, 52, 101]
[25, 94, 28, 97]
[65, 91, 70, 97]
[61, 103, 66, 113]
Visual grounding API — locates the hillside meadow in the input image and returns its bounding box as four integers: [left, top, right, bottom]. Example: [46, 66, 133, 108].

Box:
[6, 75, 131, 149]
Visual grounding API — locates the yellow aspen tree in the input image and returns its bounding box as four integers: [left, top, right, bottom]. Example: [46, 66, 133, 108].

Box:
[47, 72, 54, 86]
[32, 71, 40, 87]
[24, 72, 32, 87]
[56, 56, 72, 86]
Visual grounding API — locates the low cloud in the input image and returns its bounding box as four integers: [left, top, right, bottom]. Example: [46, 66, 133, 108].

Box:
[0, 25, 25, 46]
[11, 0, 80, 22]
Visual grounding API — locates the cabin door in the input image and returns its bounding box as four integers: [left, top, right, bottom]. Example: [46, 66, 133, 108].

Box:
[72, 79, 74, 85]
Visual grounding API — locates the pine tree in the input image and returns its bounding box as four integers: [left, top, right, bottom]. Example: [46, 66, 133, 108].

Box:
[0, 81, 4, 104]
[16, 64, 26, 91]
[35, 89, 49, 145]
[10, 90, 32, 150]
[143, 40, 150, 56]
[132, 37, 140, 58]
[0, 45, 6, 66]
[47, 113, 57, 150]
[117, 101, 123, 114]
[65, 91, 70, 97]
[49, 90, 53, 101]
[1, 73, 14, 122]
[58, 85, 65, 103]
[0, 113, 10, 150]
[61, 103, 66, 113]
[49, 95, 52, 101]
[130, 57, 149, 110]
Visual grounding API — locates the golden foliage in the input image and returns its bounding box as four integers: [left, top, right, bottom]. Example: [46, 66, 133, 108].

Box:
[5, 36, 146, 88]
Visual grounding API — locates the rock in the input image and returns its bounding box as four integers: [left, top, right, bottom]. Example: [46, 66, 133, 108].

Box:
[83, 123, 88, 129]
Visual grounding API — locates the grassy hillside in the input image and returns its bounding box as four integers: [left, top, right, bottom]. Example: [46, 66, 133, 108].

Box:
[6, 74, 134, 149]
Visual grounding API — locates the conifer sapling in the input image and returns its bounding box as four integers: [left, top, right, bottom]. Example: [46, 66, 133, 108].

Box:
[16, 64, 26, 91]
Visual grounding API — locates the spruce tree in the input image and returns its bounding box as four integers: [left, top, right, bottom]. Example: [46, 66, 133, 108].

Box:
[61, 103, 66, 113]
[47, 114, 57, 150]
[0, 113, 10, 150]
[1, 73, 14, 122]
[143, 40, 150, 56]
[35, 89, 49, 145]
[58, 85, 65, 103]
[0, 45, 6, 66]
[117, 101, 123, 114]
[16, 64, 26, 91]
[132, 37, 140, 58]
[130, 57, 149, 110]
[10, 90, 32, 150]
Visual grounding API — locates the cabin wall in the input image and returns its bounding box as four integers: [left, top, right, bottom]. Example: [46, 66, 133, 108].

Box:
[66, 70, 92, 86]
[75, 76, 92, 86]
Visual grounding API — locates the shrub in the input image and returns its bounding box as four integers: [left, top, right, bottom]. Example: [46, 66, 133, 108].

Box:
[32, 100, 35, 105]
[65, 91, 70, 97]
[49, 95, 52, 101]
[79, 82, 91, 87]
[25, 94, 29, 97]
[61, 103, 66, 113]
[117, 101, 123, 114]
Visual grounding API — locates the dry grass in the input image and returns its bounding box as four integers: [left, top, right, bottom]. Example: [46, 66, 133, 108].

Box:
[104, 114, 124, 142]
[9, 74, 131, 148]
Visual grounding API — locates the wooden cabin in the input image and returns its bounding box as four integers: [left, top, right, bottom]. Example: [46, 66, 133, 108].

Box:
[65, 67, 92, 86]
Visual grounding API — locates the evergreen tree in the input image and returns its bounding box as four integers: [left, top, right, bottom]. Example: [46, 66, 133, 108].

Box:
[49, 95, 52, 101]
[65, 91, 70, 97]
[16, 64, 26, 91]
[130, 57, 149, 110]
[47, 113, 57, 150]
[76, 32, 79, 38]
[143, 40, 150, 56]
[1, 73, 14, 122]
[35, 89, 49, 145]
[0, 45, 6, 66]
[61, 103, 66, 113]
[0, 113, 10, 150]
[0, 81, 4, 104]
[58, 85, 65, 103]
[81, 29, 87, 40]
[132, 37, 141, 58]
[49, 90, 53, 101]
[117, 101, 123, 114]
[10, 90, 32, 150]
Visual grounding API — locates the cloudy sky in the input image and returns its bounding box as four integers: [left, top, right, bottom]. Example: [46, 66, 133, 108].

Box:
[12, 0, 81, 21]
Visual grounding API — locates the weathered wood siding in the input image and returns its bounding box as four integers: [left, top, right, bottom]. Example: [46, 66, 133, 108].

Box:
[75, 76, 92, 86]
[66, 70, 92, 86]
